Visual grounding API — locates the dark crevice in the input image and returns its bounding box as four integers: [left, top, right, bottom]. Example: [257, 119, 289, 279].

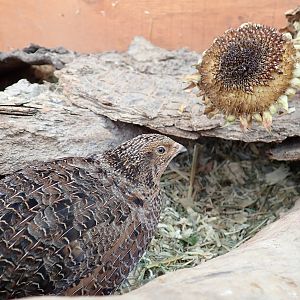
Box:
[0, 57, 58, 91]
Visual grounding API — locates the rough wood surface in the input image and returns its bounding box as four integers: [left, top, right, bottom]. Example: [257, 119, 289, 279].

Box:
[270, 138, 300, 161]
[58, 37, 300, 143]
[0, 44, 74, 71]
[0, 39, 299, 177]
[26, 200, 300, 300]
[0, 77, 142, 176]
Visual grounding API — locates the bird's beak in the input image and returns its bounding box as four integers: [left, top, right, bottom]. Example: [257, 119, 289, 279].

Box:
[176, 143, 187, 155]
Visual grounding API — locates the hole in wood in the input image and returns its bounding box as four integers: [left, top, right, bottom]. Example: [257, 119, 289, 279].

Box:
[0, 59, 58, 91]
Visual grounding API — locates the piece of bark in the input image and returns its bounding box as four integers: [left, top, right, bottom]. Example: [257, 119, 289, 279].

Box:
[57, 36, 300, 143]
[0, 44, 75, 72]
[0, 79, 143, 176]
[270, 138, 300, 161]
[280, 6, 300, 35]
[28, 200, 300, 300]
[0, 44, 76, 90]
[0, 38, 299, 175]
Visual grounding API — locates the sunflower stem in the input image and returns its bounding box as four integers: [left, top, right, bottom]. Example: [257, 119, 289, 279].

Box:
[186, 143, 200, 207]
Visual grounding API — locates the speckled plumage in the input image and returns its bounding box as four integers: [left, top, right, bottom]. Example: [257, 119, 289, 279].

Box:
[0, 134, 185, 299]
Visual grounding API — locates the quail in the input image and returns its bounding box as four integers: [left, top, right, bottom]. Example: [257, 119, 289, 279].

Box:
[0, 134, 185, 299]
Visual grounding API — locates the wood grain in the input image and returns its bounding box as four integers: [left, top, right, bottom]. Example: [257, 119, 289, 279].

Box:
[0, 0, 298, 52]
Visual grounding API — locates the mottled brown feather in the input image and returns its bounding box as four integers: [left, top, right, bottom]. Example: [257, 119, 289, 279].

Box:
[0, 134, 184, 299]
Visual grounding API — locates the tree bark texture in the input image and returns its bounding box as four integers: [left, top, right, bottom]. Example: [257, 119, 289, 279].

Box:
[0, 38, 299, 178]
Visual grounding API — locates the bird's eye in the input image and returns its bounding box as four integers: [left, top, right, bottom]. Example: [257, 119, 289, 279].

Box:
[156, 146, 166, 155]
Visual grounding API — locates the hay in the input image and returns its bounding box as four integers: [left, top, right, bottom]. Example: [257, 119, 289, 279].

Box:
[118, 138, 300, 293]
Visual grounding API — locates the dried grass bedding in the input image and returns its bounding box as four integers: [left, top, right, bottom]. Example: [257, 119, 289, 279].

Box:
[119, 138, 300, 293]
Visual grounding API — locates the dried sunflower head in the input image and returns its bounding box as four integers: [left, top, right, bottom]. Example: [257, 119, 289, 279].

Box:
[187, 23, 299, 130]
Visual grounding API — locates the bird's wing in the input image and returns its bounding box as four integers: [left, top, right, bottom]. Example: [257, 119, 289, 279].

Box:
[0, 157, 144, 298]
[64, 215, 155, 296]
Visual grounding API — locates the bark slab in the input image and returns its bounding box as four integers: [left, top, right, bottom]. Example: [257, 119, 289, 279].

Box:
[0, 53, 143, 176]
[1, 39, 300, 177]
[58, 37, 300, 143]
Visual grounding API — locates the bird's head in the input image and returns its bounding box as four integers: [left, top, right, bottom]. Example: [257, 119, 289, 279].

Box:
[103, 134, 186, 187]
